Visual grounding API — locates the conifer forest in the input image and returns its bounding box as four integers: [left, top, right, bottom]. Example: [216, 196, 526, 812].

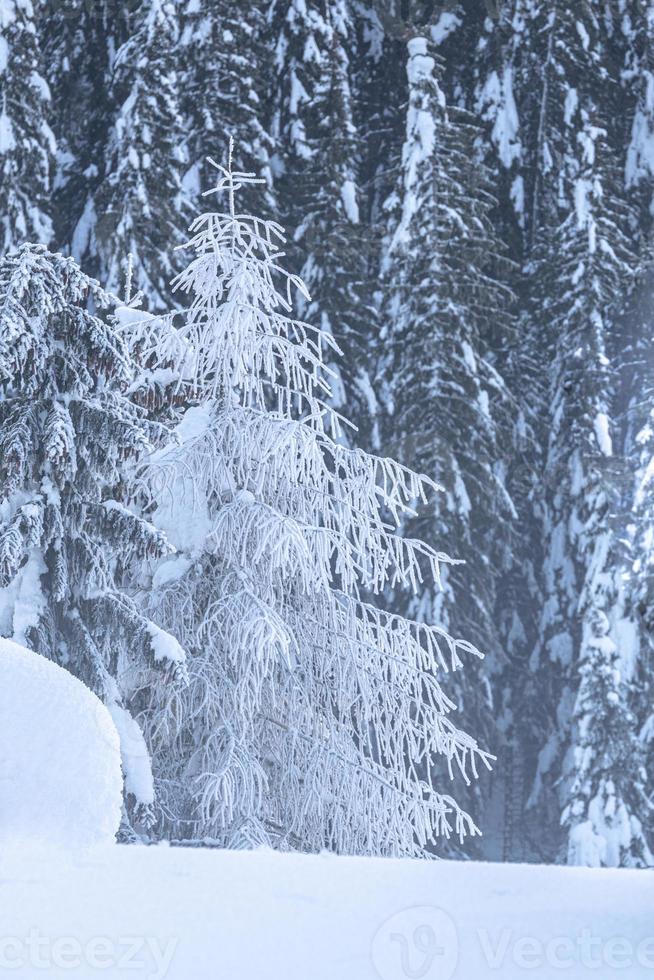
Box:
[2, 0, 654, 876]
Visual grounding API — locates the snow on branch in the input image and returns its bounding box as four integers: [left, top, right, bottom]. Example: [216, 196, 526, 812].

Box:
[140, 144, 491, 855]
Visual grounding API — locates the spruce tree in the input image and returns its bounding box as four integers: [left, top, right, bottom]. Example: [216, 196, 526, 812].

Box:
[93, 0, 190, 308]
[0, 245, 187, 824]
[624, 2, 654, 227]
[379, 35, 515, 841]
[41, 0, 132, 263]
[270, 0, 378, 444]
[619, 4, 654, 853]
[630, 405, 654, 851]
[620, 256, 654, 858]
[0, 0, 54, 251]
[178, 0, 272, 214]
[136, 145, 492, 855]
[518, 5, 649, 865]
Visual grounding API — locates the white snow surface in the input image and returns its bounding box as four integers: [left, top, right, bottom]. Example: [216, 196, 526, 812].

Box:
[0, 639, 123, 848]
[1, 845, 652, 979]
[594, 411, 613, 457]
[431, 10, 461, 45]
[340, 178, 360, 223]
[149, 403, 213, 554]
[105, 702, 154, 808]
[478, 67, 521, 171]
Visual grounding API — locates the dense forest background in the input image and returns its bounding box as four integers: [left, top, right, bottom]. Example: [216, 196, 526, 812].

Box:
[2, 0, 654, 865]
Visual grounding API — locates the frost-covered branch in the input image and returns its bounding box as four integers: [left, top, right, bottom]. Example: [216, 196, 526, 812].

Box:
[139, 144, 492, 855]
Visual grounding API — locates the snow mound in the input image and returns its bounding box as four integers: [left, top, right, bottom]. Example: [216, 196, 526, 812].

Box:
[0, 638, 123, 847]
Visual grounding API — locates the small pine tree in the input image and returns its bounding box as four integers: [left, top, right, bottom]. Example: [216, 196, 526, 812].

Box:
[0, 245, 187, 825]
[136, 144, 493, 855]
[0, 0, 54, 251]
[563, 611, 652, 868]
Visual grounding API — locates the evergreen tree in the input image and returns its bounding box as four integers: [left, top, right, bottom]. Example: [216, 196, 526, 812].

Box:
[618, 4, 654, 851]
[136, 145, 492, 854]
[0, 0, 54, 251]
[0, 245, 187, 824]
[624, 2, 654, 228]
[630, 404, 654, 849]
[92, 0, 190, 307]
[620, 256, 654, 858]
[562, 613, 652, 867]
[270, 0, 378, 444]
[41, 0, 132, 263]
[178, 0, 272, 213]
[379, 35, 515, 840]
[518, 5, 648, 865]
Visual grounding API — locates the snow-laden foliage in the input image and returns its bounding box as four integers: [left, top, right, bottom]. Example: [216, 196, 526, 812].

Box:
[381, 34, 516, 643]
[465, 0, 654, 866]
[41, 0, 132, 267]
[93, 0, 190, 307]
[270, 0, 378, 445]
[620, 259, 654, 859]
[0, 245, 187, 827]
[624, 1, 654, 214]
[133, 145, 493, 855]
[0, 0, 54, 251]
[178, 0, 273, 215]
[378, 35, 516, 847]
[502, 3, 650, 867]
[7, 0, 654, 867]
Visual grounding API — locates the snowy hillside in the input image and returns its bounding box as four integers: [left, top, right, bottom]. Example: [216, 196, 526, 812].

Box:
[2, 846, 653, 979]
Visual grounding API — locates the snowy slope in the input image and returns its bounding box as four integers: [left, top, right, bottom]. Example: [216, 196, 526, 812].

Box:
[1, 845, 653, 979]
[0, 639, 123, 848]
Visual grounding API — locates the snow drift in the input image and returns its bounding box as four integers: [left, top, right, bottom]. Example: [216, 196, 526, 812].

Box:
[0, 638, 123, 847]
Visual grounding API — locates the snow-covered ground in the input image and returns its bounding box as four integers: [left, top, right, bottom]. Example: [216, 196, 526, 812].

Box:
[1, 845, 653, 979]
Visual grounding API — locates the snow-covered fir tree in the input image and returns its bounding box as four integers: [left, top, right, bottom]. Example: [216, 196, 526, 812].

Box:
[629, 420, 654, 854]
[515, 5, 649, 866]
[134, 144, 493, 854]
[92, 0, 190, 308]
[467, 0, 654, 865]
[270, 0, 378, 444]
[617, 4, 654, 858]
[42, 0, 131, 263]
[178, 0, 272, 214]
[379, 34, 515, 842]
[0, 0, 54, 252]
[623, 1, 654, 236]
[0, 245, 187, 826]
[618, 254, 654, 859]
[562, 614, 652, 868]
